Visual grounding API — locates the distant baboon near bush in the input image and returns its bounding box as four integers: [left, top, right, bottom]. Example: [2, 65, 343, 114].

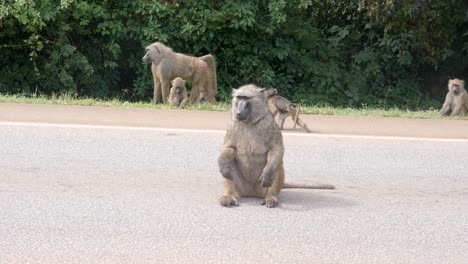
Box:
[265, 88, 312, 133]
[168, 77, 188, 108]
[439, 79, 468, 116]
[142, 42, 217, 104]
[217, 84, 334, 208]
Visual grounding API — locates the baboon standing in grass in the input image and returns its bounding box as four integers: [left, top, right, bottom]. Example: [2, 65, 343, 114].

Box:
[217, 84, 334, 208]
[439, 78, 468, 116]
[265, 88, 312, 133]
[142, 42, 217, 104]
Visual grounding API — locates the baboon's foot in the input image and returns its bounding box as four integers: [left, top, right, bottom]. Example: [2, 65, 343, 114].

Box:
[219, 196, 239, 207]
[303, 125, 312, 133]
[261, 197, 278, 208]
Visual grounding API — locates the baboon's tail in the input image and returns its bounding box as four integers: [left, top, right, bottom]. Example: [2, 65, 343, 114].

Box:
[283, 182, 335, 189]
[200, 54, 217, 96]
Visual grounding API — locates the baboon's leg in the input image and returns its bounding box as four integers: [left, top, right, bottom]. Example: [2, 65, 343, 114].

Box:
[189, 79, 201, 105]
[173, 97, 180, 107]
[450, 104, 463, 116]
[219, 180, 239, 207]
[439, 104, 451, 115]
[288, 106, 299, 128]
[278, 112, 289, 129]
[151, 65, 161, 103]
[153, 81, 162, 103]
[160, 79, 171, 104]
[464, 96, 468, 113]
[296, 118, 312, 133]
[261, 165, 284, 208]
[203, 77, 216, 104]
[180, 97, 188, 108]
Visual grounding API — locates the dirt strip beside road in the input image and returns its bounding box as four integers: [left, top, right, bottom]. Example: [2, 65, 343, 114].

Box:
[1, 103, 467, 139]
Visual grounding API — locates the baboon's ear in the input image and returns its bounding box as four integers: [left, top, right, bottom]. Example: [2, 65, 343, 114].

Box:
[231, 88, 238, 96]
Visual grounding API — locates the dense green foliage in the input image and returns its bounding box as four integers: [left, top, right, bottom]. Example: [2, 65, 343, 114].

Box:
[1, 0, 467, 108]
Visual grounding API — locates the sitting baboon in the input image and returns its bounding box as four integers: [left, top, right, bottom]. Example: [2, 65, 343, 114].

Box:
[142, 42, 217, 104]
[439, 79, 468, 116]
[168, 77, 188, 108]
[265, 88, 312, 133]
[218, 84, 334, 208]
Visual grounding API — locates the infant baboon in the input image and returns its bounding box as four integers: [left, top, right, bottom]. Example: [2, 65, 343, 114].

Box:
[439, 79, 468, 116]
[265, 88, 312, 133]
[218, 84, 334, 208]
[168, 77, 188, 108]
[142, 42, 217, 104]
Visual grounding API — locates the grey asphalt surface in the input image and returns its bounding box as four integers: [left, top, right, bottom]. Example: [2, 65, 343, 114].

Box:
[1, 121, 467, 264]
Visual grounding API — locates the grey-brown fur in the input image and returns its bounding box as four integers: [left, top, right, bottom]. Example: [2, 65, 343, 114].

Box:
[218, 84, 334, 208]
[439, 79, 468, 116]
[142, 42, 217, 105]
[169, 77, 188, 108]
[265, 88, 312, 133]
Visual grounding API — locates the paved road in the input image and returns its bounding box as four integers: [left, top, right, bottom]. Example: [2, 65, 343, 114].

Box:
[0, 104, 467, 263]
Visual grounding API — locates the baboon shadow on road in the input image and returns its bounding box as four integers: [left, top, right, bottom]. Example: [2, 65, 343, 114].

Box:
[235, 191, 355, 212]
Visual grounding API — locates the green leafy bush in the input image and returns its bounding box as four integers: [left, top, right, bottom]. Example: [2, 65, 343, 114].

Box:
[0, 0, 466, 109]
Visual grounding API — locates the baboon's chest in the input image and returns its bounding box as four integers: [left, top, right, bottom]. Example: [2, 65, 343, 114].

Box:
[236, 133, 269, 156]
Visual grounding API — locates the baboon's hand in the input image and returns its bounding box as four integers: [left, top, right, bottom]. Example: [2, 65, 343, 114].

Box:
[260, 170, 274, 188]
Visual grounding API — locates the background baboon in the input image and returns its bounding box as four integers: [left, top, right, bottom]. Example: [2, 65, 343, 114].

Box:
[439, 79, 468, 116]
[168, 77, 188, 108]
[265, 88, 312, 133]
[218, 84, 334, 208]
[142, 42, 217, 104]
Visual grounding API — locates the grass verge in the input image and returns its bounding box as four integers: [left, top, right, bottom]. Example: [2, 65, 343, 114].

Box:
[0, 93, 466, 120]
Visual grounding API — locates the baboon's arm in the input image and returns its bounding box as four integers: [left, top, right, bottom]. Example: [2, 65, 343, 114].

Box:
[259, 144, 284, 188]
[463, 94, 468, 112]
[218, 145, 242, 180]
[180, 91, 189, 108]
[439, 94, 452, 115]
[168, 88, 176, 107]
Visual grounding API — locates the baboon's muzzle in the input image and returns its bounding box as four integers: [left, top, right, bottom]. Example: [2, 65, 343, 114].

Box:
[452, 85, 460, 95]
[234, 101, 249, 121]
[142, 52, 151, 64]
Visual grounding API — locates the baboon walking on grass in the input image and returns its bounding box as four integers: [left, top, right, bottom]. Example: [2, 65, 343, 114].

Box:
[217, 84, 334, 208]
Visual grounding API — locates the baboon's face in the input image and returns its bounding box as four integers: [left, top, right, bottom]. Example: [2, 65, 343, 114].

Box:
[142, 44, 160, 64]
[266, 88, 278, 98]
[232, 95, 251, 122]
[171, 78, 186, 93]
[448, 79, 465, 95]
[232, 85, 269, 123]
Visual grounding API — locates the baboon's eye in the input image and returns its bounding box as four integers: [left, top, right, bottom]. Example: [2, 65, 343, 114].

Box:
[236, 96, 249, 100]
